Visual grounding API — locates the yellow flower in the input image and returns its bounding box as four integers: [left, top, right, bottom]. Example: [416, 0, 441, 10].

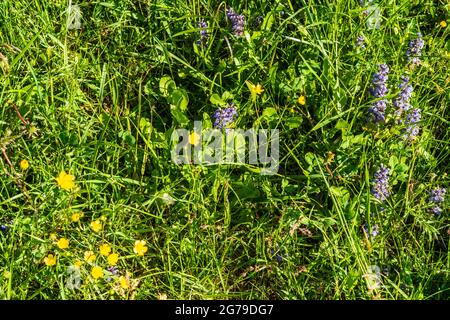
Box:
[71, 212, 84, 222]
[118, 276, 130, 289]
[91, 266, 103, 280]
[56, 170, 76, 191]
[188, 132, 201, 146]
[107, 253, 119, 265]
[74, 260, 82, 269]
[57, 238, 69, 249]
[50, 233, 57, 241]
[90, 220, 102, 232]
[297, 95, 306, 105]
[251, 83, 264, 95]
[99, 244, 111, 256]
[44, 254, 57, 266]
[133, 240, 148, 256]
[440, 20, 447, 28]
[158, 293, 168, 300]
[84, 250, 96, 263]
[20, 159, 29, 170]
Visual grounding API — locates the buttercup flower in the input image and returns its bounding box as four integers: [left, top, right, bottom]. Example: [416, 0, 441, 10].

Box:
[188, 132, 201, 146]
[84, 250, 96, 263]
[440, 21, 447, 28]
[56, 170, 76, 191]
[250, 83, 264, 95]
[74, 260, 82, 269]
[71, 212, 84, 222]
[99, 244, 112, 256]
[91, 266, 104, 280]
[91, 220, 102, 232]
[118, 275, 130, 289]
[57, 238, 69, 249]
[107, 253, 119, 265]
[297, 95, 306, 105]
[20, 159, 29, 170]
[133, 240, 148, 256]
[44, 254, 57, 266]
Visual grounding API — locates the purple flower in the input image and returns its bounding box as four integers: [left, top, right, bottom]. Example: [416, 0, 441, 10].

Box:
[364, 222, 379, 238]
[0, 225, 6, 232]
[106, 266, 118, 282]
[372, 165, 390, 201]
[430, 206, 442, 215]
[428, 188, 445, 215]
[196, 19, 209, 47]
[402, 108, 421, 141]
[393, 76, 413, 119]
[429, 188, 446, 204]
[226, 7, 245, 36]
[213, 103, 238, 130]
[368, 64, 389, 123]
[356, 35, 365, 48]
[406, 33, 425, 65]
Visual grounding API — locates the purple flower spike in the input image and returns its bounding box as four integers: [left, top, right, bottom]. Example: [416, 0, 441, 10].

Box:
[226, 7, 245, 36]
[196, 19, 209, 47]
[393, 76, 413, 119]
[402, 108, 421, 141]
[406, 33, 425, 66]
[429, 188, 446, 204]
[430, 206, 442, 216]
[428, 188, 446, 215]
[364, 222, 379, 238]
[371, 164, 390, 201]
[368, 64, 389, 123]
[356, 35, 365, 48]
[213, 103, 238, 130]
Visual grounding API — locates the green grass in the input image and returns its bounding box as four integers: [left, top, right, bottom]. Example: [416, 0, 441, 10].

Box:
[0, 0, 449, 299]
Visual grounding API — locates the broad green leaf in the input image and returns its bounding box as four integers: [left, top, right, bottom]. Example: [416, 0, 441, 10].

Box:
[159, 76, 176, 97]
[210, 93, 225, 106]
[169, 89, 189, 111]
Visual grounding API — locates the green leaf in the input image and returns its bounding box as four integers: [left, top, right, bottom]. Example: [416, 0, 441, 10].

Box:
[171, 106, 189, 126]
[203, 112, 212, 129]
[210, 93, 225, 106]
[159, 76, 176, 97]
[139, 117, 152, 134]
[118, 130, 136, 146]
[261, 11, 275, 31]
[169, 89, 189, 111]
[335, 119, 349, 130]
[262, 107, 277, 120]
[330, 186, 350, 207]
[221, 91, 234, 101]
[285, 116, 303, 129]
